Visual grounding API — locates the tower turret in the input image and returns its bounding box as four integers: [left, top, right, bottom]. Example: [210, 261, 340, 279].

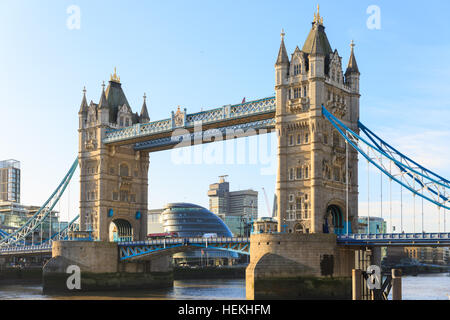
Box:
[139, 93, 150, 123]
[345, 40, 360, 93]
[78, 86, 88, 128]
[275, 29, 289, 86]
[98, 81, 110, 124]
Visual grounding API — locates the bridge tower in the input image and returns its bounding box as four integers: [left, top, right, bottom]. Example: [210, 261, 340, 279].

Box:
[78, 70, 150, 241]
[275, 9, 360, 234]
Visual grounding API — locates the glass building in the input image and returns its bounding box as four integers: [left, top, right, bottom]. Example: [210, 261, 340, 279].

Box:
[358, 216, 387, 234]
[162, 203, 238, 266]
[0, 202, 63, 244]
[208, 176, 258, 236]
[0, 160, 20, 203]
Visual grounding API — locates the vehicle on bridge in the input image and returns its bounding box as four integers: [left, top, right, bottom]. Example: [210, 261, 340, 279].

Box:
[147, 232, 179, 239]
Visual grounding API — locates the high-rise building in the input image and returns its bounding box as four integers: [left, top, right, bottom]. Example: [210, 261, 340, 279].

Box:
[0, 160, 20, 203]
[208, 176, 258, 236]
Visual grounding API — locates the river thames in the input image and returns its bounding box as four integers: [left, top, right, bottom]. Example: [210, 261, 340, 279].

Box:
[0, 274, 449, 300]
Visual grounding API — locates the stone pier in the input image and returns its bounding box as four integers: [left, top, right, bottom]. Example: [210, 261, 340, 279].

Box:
[246, 233, 354, 300]
[42, 241, 173, 293]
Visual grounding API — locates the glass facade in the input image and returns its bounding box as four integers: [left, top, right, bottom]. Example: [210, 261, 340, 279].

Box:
[0, 202, 63, 244]
[358, 216, 387, 234]
[208, 176, 258, 236]
[0, 160, 20, 203]
[162, 203, 238, 264]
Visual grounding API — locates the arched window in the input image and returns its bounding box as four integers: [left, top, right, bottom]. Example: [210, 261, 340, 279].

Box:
[294, 224, 304, 233]
[304, 166, 309, 179]
[119, 163, 129, 177]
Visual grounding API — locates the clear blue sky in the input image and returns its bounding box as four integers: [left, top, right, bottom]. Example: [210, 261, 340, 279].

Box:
[1, 0, 449, 232]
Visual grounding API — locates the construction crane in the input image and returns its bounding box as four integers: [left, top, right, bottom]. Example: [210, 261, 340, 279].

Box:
[262, 187, 272, 217]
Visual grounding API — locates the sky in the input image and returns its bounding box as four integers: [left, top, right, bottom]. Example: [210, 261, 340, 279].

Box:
[0, 0, 449, 233]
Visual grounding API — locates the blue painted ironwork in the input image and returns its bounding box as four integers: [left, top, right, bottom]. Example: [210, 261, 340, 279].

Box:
[337, 233, 450, 247]
[322, 106, 450, 210]
[359, 121, 449, 203]
[0, 158, 79, 247]
[103, 97, 276, 146]
[118, 237, 250, 261]
[0, 229, 9, 239]
[134, 118, 275, 151]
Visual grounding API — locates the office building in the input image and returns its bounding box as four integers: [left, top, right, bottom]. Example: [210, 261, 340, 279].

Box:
[0, 160, 20, 203]
[208, 175, 258, 236]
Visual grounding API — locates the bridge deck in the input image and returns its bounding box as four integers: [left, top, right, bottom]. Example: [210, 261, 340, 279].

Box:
[103, 97, 275, 152]
[337, 233, 450, 247]
[2, 233, 450, 258]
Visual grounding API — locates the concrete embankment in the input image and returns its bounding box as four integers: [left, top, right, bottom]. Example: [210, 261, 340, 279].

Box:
[42, 241, 173, 293]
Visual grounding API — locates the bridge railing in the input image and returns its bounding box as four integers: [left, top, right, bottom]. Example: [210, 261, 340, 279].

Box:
[118, 236, 250, 247]
[0, 243, 52, 254]
[338, 233, 450, 241]
[103, 97, 276, 144]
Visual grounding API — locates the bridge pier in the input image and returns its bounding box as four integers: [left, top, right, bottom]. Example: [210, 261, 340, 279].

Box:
[246, 233, 354, 300]
[42, 241, 173, 293]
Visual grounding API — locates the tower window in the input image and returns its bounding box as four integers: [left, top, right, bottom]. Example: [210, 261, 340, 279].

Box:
[294, 64, 301, 75]
[297, 134, 302, 145]
[305, 133, 309, 144]
[296, 167, 302, 180]
[289, 168, 294, 181]
[289, 135, 294, 146]
[119, 163, 129, 177]
[304, 166, 309, 179]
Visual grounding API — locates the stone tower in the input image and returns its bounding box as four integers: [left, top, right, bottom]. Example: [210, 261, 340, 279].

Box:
[275, 8, 360, 234]
[78, 69, 151, 241]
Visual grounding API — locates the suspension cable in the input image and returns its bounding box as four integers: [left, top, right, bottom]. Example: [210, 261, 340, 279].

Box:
[346, 140, 349, 236]
[400, 167, 403, 233]
[413, 178, 416, 234]
[445, 189, 447, 233]
[390, 160, 393, 233]
[367, 146, 370, 234]
[422, 196, 424, 233]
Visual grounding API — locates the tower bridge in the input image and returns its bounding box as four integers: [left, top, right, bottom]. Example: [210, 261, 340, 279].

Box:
[0, 7, 449, 300]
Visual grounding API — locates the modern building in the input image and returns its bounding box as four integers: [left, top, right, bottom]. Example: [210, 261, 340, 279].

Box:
[0, 160, 20, 203]
[0, 201, 62, 244]
[208, 175, 258, 236]
[147, 208, 164, 234]
[161, 203, 238, 266]
[358, 216, 387, 234]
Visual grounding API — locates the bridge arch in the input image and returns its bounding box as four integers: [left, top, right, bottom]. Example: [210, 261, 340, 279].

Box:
[109, 218, 133, 242]
[323, 201, 347, 235]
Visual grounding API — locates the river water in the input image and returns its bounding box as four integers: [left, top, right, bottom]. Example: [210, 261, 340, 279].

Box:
[0, 274, 449, 300]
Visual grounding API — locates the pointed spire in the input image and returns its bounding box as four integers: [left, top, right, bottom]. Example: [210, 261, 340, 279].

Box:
[139, 93, 150, 123]
[313, 4, 324, 26]
[346, 40, 360, 75]
[79, 86, 88, 114]
[98, 81, 109, 109]
[110, 67, 121, 83]
[302, 6, 332, 56]
[276, 29, 289, 65]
